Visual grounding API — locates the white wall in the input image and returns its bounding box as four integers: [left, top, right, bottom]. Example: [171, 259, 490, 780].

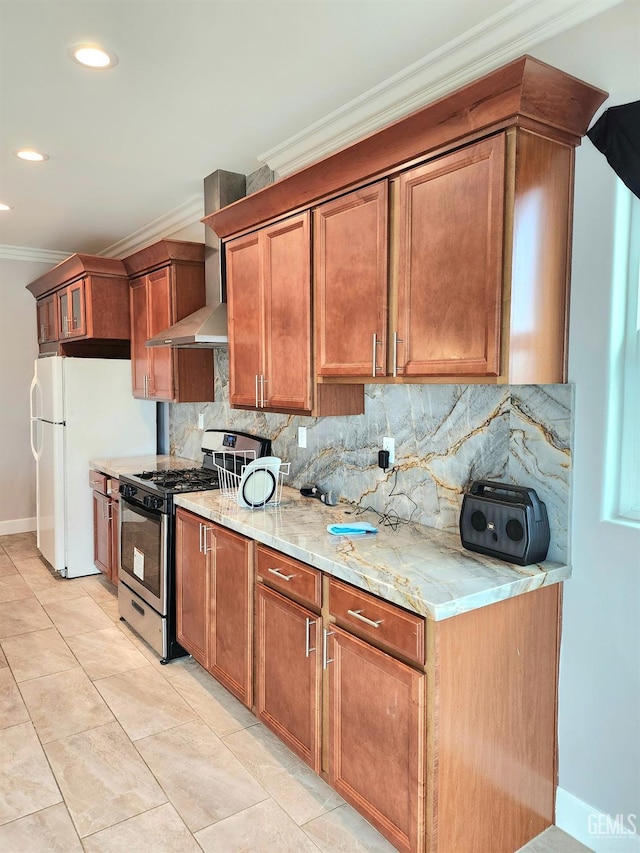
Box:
[0, 258, 48, 532]
[534, 1, 640, 845]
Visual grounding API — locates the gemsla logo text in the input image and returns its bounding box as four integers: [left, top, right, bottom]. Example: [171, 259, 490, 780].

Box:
[588, 813, 638, 836]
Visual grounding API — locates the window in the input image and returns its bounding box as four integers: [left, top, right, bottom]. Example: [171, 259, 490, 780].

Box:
[609, 184, 640, 522]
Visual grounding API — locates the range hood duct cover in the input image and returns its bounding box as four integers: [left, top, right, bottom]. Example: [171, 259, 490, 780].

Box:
[145, 169, 246, 348]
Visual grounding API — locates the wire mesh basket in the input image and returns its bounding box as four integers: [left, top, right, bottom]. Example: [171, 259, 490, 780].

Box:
[215, 452, 289, 509]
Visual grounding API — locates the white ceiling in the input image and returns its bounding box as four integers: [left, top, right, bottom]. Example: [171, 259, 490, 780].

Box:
[0, 0, 617, 257]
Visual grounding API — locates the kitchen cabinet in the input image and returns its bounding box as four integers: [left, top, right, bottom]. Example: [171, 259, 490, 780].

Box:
[175, 508, 210, 668]
[206, 55, 607, 386]
[123, 240, 214, 403]
[255, 546, 322, 771]
[89, 470, 119, 585]
[36, 292, 58, 345]
[226, 212, 364, 416]
[27, 255, 131, 358]
[314, 181, 389, 377]
[326, 578, 426, 853]
[171, 504, 561, 853]
[174, 508, 253, 707]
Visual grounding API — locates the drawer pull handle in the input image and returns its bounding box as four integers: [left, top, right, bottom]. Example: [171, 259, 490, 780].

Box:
[347, 608, 382, 628]
[268, 567, 295, 581]
[131, 599, 144, 616]
[305, 617, 316, 657]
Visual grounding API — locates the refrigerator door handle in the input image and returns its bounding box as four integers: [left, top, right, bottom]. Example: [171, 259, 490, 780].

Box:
[30, 418, 42, 461]
[29, 370, 38, 420]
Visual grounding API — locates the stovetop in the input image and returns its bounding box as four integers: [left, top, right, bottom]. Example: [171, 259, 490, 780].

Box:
[133, 467, 220, 494]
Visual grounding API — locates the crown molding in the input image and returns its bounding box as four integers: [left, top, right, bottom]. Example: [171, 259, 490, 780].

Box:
[99, 194, 204, 258]
[0, 244, 71, 264]
[259, 0, 622, 177]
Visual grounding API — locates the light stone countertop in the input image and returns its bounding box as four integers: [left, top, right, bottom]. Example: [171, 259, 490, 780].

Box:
[91, 456, 570, 622]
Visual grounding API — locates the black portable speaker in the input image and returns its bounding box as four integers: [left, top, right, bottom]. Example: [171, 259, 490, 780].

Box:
[459, 481, 550, 566]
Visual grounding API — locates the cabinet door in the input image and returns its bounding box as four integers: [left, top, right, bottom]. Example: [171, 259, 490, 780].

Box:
[110, 496, 120, 586]
[226, 232, 262, 408]
[92, 491, 112, 578]
[146, 269, 174, 400]
[130, 278, 149, 398]
[174, 508, 209, 668]
[315, 182, 389, 377]
[63, 279, 87, 338]
[255, 584, 322, 771]
[209, 524, 253, 707]
[396, 134, 505, 377]
[263, 212, 312, 411]
[37, 294, 58, 344]
[328, 626, 426, 853]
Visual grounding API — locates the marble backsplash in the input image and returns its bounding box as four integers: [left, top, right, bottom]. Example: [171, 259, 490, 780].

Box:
[169, 350, 573, 563]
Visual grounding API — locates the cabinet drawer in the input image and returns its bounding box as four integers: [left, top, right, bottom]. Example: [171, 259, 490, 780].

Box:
[108, 477, 119, 496]
[89, 470, 109, 494]
[328, 578, 425, 666]
[256, 545, 321, 609]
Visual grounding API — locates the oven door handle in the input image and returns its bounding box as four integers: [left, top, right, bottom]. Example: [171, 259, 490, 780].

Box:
[119, 496, 164, 522]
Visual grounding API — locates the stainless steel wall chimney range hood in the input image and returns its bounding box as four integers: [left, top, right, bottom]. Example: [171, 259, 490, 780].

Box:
[145, 169, 246, 348]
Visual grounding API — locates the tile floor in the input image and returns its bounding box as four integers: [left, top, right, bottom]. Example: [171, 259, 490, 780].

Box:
[0, 532, 593, 852]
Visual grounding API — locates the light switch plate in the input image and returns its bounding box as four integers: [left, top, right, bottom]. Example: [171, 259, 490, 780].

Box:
[198, 413, 205, 430]
[382, 436, 395, 466]
[298, 426, 307, 448]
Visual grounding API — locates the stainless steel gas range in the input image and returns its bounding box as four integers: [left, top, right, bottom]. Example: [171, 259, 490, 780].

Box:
[117, 429, 272, 663]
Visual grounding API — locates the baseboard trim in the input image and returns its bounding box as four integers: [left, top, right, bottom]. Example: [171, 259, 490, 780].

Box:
[556, 787, 640, 852]
[0, 517, 36, 536]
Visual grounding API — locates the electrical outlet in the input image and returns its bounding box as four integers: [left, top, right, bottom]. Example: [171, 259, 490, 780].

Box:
[198, 413, 205, 430]
[298, 426, 307, 448]
[382, 436, 395, 466]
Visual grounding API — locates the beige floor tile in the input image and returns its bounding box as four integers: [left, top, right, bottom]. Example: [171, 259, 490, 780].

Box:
[517, 826, 594, 852]
[1, 533, 40, 558]
[135, 720, 268, 832]
[302, 803, 397, 852]
[94, 664, 197, 740]
[44, 721, 167, 838]
[0, 647, 6, 668]
[43, 596, 114, 637]
[0, 721, 62, 825]
[12, 555, 54, 576]
[66, 627, 149, 680]
[97, 597, 120, 622]
[167, 658, 258, 737]
[27, 578, 91, 606]
[0, 802, 83, 852]
[0, 550, 15, 569]
[224, 724, 343, 825]
[0, 597, 53, 638]
[0, 667, 29, 728]
[0, 573, 34, 603]
[78, 574, 118, 604]
[196, 797, 322, 852]
[82, 803, 201, 853]
[0, 560, 19, 578]
[1, 627, 78, 682]
[19, 667, 114, 743]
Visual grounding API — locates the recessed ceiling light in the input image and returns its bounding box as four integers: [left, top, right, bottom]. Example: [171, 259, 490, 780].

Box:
[16, 149, 49, 162]
[0, 203, 12, 211]
[69, 44, 118, 69]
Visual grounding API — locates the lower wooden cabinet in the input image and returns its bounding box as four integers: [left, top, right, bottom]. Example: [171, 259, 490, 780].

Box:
[173, 515, 560, 853]
[175, 509, 210, 668]
[255, 583, 322, 771]
[90, 470, 119, 585]
[327, 626, 426, 853]
[174, 508, 253, 706]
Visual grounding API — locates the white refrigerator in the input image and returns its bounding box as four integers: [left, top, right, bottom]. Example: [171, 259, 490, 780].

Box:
[29, 356, 157, 578]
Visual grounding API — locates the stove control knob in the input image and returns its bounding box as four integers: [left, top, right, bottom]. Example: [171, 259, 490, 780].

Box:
[120, 484, 137, 499]
[143, 495, 164, 511]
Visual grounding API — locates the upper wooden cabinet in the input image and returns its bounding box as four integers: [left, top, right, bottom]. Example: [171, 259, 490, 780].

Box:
[123, 239, 214, 403]
[226, 213, 364, 415]
[27, 255, 131, 358]
[206, 55, 607, 386]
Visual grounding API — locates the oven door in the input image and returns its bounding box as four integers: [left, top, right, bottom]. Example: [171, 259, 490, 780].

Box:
[119, 497, 168, 615]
